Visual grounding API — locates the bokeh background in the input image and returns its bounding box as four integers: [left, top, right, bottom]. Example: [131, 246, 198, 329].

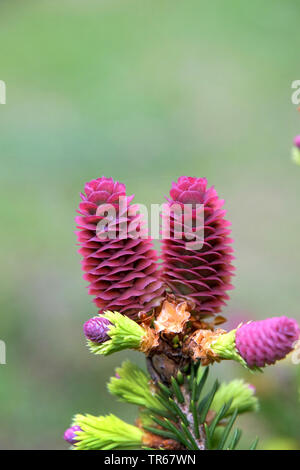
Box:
[1, 0, 300, 449]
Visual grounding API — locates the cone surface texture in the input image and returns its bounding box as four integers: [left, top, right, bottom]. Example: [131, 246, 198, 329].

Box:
[64, 426, 82, 445]
[161, 176, 234, 317]
[76, 177, 164, 319]
[235, 316, 300, 367]
[83, 316, 111, 343]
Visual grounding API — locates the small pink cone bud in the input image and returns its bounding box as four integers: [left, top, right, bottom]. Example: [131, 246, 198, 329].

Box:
[64, 425, 82, 445]
[83, 316, 111, 343]
[235, 316, 300, 368]
[293, 135, 300, 148]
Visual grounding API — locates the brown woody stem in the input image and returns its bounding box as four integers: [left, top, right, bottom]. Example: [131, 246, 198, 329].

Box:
[146, 354, 207, 450]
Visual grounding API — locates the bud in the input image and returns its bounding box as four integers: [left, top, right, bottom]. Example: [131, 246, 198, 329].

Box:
[76, 177, 164, 319]
[161, 176, 234, 317]
[87, 311, 158, 356]
[63, 425, 82, 445]
[293, 135, 300, 148]
[211, 380, 259, 416]
[108, 361, 165, 411]
[208, 328, 241, 358]
[83, 316, 111, 343]
[209, 316, 300, 369]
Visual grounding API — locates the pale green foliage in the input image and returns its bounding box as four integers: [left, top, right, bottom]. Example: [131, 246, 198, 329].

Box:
[88, 311, 146, 355]
[211, 380, 259, 416]
[138, 409, 155, 427]
[210, 329, 245, 364]
[69, 363, 259, 450]
[292, 147, 300, 165]
[108, 361, 164, 411]
[210, 328, 261, 372]
[73, 413, 143, 450]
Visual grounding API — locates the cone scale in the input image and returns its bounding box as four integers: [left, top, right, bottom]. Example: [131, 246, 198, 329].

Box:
[235, 317, 300, 368]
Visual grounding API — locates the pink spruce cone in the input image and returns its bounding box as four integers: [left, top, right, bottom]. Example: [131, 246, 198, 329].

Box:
[161, 176, 234, 317]
[64, 425, 82, 445]
[76, 177, 164, 319]
[293, 135, 300, 149]
[235, 316, 300, 368]
[83, 316, 111, 343]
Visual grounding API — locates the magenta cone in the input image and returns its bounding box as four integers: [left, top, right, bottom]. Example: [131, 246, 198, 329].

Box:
[76, 177, 164, 319]
[236, 316, 300, 367]
[161, 176, 234, 317]
[64, 425, 82, 445]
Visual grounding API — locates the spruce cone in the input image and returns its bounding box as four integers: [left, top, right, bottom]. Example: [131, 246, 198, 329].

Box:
[76, 177, 164, 319]
[161, 176, 234, 317]
[235, 316, 300, 367]
[64, 426, 82, 445]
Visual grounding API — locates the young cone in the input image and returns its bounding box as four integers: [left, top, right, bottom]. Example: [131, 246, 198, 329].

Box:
[209, 316, 300, 369]
[76, 177, 164, 319]
[235, 316, 300, 368]
[64, 425, 82, 445]
[83, 316, 111, 343]
[161, 176, 234, 318]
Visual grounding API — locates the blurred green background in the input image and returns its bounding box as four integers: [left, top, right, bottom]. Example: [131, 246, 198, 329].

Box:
[1, 0, 300, 449]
